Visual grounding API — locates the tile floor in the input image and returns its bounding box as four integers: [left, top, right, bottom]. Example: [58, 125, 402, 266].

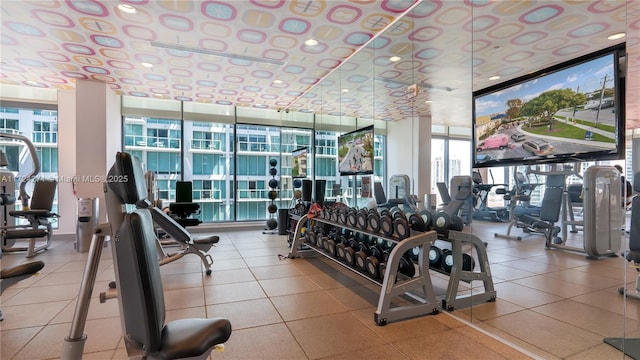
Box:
[0, 221, 637, 360]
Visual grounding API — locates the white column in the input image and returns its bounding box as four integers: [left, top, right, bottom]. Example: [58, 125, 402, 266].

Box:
[55, 90, 77, 235]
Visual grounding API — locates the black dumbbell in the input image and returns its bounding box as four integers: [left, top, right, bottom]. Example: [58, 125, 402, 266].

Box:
[356, 208, 369, 230]
[407, 211, 427, 232]
[355, 239, 372, 271]
[365, 245, 384, 278]
[428, 245, 443, 268]
[379, 208, 391, 218]
[394, 216, 411, 240]
[390, 206, 405, 220]
[398, 253, 416, 278]
[330, 208, 339, 222]
[326, 233, 341, 257]
[339, 208, 348, 225]
[409, 246, 420, 262]
[343, 237, 360, 266]
[441, 249, 475, 273]
[380, 213, 394, 237]
[368, 210, 381, 232]
[432, 211, 450, 234]
[306, 230, 316, 246]
[450, 215, 464, 231]
[347, 208, 358, 227]
[420, 209, 433, 230]
[336, 235, 348, 260]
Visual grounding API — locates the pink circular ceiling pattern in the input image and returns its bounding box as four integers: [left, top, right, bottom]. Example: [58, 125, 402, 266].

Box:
[0, 0, 632, 123]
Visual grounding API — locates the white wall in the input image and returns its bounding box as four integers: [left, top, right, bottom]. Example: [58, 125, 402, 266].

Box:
[56, 90, 77, 235]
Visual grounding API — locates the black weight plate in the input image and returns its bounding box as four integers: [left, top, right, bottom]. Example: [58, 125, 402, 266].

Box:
[366, 256, 380, 278]
[357, 209, 368, 230]
[307, 231, 316, 246]
[380, 208, 391, 218]
[336, 243, 346, 260]
[450, 215, 464, 231]
[419, 209, 433, 229]
[348, 209, 358, 227]
[394, 218, 410, 240]
[442, 249, 453, 273]
[410, 246, 420, 262]
[380, 216, 394, 237]
[355, 251, 367, 270]
[428, 246, 443, 268]
[344, 247, 356, 266]
[399, 257, 416, 278]
[462, 253, 475, 271]
[339, 209, 348, 225]
[408, 213, 426, 232]
[327, 239, 337, 257]
[432, 212, 450, 233]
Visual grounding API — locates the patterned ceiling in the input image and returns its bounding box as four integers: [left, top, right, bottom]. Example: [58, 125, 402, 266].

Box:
[0, 1, 636, 127]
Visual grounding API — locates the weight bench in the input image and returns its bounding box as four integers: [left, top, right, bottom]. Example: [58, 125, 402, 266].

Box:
[604, 172, 640, 358]
[64, 151, 231, 359]
[516, 174, 564, 247]
[1, 179, 58, 258]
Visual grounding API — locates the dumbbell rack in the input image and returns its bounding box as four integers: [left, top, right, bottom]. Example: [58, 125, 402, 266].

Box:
[435, 230, 496, 311]
[288, 214, 440, 326]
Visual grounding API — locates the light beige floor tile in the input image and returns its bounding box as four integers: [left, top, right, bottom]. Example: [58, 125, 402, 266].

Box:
[544, 268, 623, 289]
[164, 286, 205, 310]
[532, 299, 640, 337]
[391, 328, 512, 360]
[0, 326, 42, 360]
[452, 326, 535, 359]
[239, 247, 286, 258]
[166, 306, 207, 322]
[214, 323, 307, 360]
[352, 309, 451, 342]
[160, 259, 211, 275]
[211, 250, 243, 260]
[161, 272, 204, 290]
[82, 349, 116, 359]
[250, 264, 304, 280]
[458, 298, 525, 322]
[567, 342, 633, 359]
[513, 274, 595, 298]
[271, 291, 347, 321]
[572, 287, 640, 320]
[206, 298, 282, 329]
[243, 255, 291, 267]
[202, 268, 256, 285]
[259, 276, 321, 297]
[484, 310, 603, 359]
[316, 343, 410, 360]
[1, 300, 69, 330]
[493, 281, 565, 308]
[306, 271, 362, 289]
[290, 258, 339, 275]
[2, 283, 89, 306]
[51, 296, 121, 324]
[325, 286, 379, 310]
[287, 312, 385, 359]
[488, 263, 538, 281]
[210, 258, 249, 271]
[204, 281, 267, 304]
[499, 258, 564, 274]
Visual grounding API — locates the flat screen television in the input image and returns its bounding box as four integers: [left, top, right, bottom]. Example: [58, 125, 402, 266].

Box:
[472, 44, 626, 168]
[338, 125, 374, 175]
[291, 147, 308, 178]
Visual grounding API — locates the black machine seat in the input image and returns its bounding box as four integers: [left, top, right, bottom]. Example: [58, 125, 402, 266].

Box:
[0, 246, 45, 320]
[108, 152, 231, 358]
[169, 181, 202, 227]
[4, 228, 47, 239]
[150, 207, 219, 245]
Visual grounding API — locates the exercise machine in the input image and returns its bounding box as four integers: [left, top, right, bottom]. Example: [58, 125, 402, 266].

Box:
[471, 170, 509, 222]
[144, 171, 218, 275]
[604, 171, 640, 358]
[436, 176, 474, 226]
[374, 174, 418, 211]
[63, 152, 231, 359]
[0, 133, 59, 258]
[553, 165, 621, 259]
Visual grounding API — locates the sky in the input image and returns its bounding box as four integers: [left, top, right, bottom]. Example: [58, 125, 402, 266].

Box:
[475, 53, 615, 117]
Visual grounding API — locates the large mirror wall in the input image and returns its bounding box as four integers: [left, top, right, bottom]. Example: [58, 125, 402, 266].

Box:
[289, 1, 639, 358]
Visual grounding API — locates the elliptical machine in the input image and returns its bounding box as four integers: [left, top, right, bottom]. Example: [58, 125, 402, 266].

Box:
[471, 170, 509, 222]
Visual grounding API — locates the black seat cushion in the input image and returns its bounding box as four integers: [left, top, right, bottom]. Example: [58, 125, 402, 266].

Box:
[0, 260, 44, 279]
[155, 318, 232, 360]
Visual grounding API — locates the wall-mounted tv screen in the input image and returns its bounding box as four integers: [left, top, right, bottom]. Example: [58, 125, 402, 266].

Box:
[338, 125, 374, 176]
[473, 44, 625, 168]
[291, 147, 308, 178]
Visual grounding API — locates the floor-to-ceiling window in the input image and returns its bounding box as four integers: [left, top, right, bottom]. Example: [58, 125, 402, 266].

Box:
[0, 106, 59, 227]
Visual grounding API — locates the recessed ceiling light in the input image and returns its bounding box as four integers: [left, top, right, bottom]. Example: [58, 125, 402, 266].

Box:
[153, 93, 163, 98]
[25, 80, 39, 86]
[304, 39, 318, 46]
[273, 79, 283, 84]
[607, 32, 626, 40]
[389, 56, 401, 62]
[118, 4, 137, 14]
[489, 75, 501, 81]
[141, 62, 154, 68]
[425, 100, 432, 104]
[341, 88, 349, 93]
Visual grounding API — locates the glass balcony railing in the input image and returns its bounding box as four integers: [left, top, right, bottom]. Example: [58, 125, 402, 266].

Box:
[32, 131, 57, 144]
[192, 189, 222, 200]
[124, 135, 181, 149]
[191, 139, 222, 150]
[237, 189, 270, 199]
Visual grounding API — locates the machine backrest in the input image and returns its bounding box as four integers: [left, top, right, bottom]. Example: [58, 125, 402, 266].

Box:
[436, 182, 451, 203]
[539, 174, 565, 223]
[630, 172, 640, 252]
[114, 209, 166, 351]
[29, 180, 57, 211]
[374, 182, 386, 205]
[107, 152, 166, 351]
[388, 175, 410, 201]
[175, 181, 194, 203]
